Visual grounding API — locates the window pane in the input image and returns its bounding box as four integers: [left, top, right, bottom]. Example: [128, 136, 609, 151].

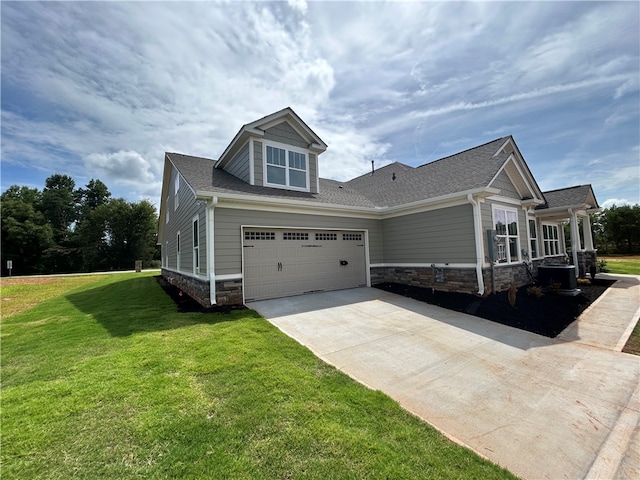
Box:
[494, 209, 506, 234]
[529, 220, 537, 238]
[289, 151, 306, 170]
[290, 169, 306, 188]
[509, 237, 518, 262]
[267, 165, 286, 185]
[507, 211, 518, 235]
[193, 220, 199, 247]
[267, 146, 286, 166]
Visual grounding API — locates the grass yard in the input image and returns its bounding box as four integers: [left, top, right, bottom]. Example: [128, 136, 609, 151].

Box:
[1, 273, 515, 479]
[600, 255, 640, 275]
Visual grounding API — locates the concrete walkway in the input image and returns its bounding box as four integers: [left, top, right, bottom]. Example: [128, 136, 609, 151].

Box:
[249, 274, 640, 480]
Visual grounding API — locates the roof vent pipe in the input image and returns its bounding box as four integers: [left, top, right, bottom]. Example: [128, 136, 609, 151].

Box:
[392, 172, 396, 181]
[371, 160, 374, 175]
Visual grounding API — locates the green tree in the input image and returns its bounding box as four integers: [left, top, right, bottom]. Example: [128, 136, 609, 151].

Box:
[601, 204, 640, 254]
[41, 174, 77, 243]
[94, 198, 158, 270]
[1, 186, 54, 275]
[74, 179, 112, 271]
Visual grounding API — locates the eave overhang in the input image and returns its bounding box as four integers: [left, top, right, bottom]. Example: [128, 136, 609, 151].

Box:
[194, 186, 500, 220]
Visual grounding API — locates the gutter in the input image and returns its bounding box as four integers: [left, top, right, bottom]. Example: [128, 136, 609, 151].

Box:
[467, 193, 486, 296]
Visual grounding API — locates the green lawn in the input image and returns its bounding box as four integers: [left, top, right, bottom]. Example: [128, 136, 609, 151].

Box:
[1, 273, 515, 479]
[600, 255, 640, 275]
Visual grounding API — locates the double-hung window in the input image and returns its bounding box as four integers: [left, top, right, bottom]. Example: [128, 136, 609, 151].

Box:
[493, 206, 520, 264]
[265, 143, 308, 191]
[543, 224, 560, 256]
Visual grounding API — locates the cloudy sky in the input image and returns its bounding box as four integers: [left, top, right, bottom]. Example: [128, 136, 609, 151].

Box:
[2, 1, 638, 211]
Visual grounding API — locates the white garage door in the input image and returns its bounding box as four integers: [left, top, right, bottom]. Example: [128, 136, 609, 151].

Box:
[243, 228, 367, 302]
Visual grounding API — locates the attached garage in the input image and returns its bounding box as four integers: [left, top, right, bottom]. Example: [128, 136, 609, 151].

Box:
[242, 227, 368, 301]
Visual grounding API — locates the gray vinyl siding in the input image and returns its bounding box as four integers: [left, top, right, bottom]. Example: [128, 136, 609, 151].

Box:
[254, 140, 263, 185]
[225, 142, 250, 183]
[490, 170, 520, 199]
[263, 122, 308, 148]
[214, 208, 382, 275]
[163, 166, 207, 276]
[381, 205, 476, 264]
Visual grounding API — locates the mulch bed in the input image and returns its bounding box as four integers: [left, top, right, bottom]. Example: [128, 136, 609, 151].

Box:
[155, 276, 246, 314]
[375, 279, 616, 338]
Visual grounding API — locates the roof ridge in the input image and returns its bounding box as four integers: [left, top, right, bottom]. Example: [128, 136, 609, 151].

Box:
[417, 136, 509, 168]
[346, 161, 413, 183]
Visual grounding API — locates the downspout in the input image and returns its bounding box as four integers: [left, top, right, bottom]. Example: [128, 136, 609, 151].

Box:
[207, 196, 218, 304]
[468, 194, 485, 295]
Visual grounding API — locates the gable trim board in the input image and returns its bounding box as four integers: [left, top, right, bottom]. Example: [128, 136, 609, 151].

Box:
[159, 108, 600, 306]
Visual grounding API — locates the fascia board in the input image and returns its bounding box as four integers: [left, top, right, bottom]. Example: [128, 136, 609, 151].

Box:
[194, 186, 499, 220]
[217, 127, 265, 168]
[380, 187, 500, 218]
[508, 139, 546, 199]
[535, 204, 595, 216]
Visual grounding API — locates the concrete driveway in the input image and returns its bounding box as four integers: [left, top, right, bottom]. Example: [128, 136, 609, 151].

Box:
[248, 277, 640, 480]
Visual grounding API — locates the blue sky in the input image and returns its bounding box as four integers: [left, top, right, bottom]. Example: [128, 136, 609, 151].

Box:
[2, 1, 638, 210]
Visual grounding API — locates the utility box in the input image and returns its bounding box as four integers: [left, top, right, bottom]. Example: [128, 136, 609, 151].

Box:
[135, 260, 142, 272]
[538, 265, 579, 295]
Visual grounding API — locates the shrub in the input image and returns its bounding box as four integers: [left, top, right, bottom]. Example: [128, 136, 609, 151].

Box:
[526, 285, 544, 298]
[598, 259, 608, 273]
[508, 283, 517, 308]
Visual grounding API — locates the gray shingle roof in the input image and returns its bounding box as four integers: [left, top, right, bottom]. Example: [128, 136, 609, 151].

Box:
[167, 153, 377, 208]
[538, 185, 599, 210]
[167, 135, 543, 210]
[346, 137, 509, 206]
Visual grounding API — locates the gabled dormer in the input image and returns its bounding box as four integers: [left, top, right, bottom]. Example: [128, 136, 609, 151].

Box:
[215, 107, 327, 194]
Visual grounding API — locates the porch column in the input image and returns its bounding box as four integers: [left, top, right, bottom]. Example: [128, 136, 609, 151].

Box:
[582, 214, 594, 250]
[569, 210, 580, 277]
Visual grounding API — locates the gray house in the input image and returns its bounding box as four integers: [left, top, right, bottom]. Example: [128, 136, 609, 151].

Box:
[158, 107, 600, 306]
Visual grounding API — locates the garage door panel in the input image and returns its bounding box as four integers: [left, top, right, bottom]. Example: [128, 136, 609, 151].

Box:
[243, 228, 367, 302]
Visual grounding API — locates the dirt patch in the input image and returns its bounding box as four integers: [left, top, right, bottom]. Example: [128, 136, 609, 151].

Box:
[375, 279, 615, 338]
[155, 276, 246, 314]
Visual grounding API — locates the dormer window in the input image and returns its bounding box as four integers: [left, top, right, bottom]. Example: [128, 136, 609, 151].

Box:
[264, 141, 309, 191]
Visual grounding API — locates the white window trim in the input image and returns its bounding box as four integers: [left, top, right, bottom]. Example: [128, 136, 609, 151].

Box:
[192, 215, 200, 275]
[262, 139, 311, 192]
[492, 205, 521, 264]
[542, 223, 561, 257]
[528, 217, 541, 259]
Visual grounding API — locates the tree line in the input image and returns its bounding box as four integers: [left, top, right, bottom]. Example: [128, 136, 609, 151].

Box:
[1, 174, 159, 276]
[592, 204, 640, 254]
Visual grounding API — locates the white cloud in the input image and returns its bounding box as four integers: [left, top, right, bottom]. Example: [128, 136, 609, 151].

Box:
[287, 0, 307, 14]
[1, 1, 638, 208]
[601, 198, 636, 209]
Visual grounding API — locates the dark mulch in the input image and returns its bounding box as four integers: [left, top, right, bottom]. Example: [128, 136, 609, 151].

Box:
[155, 276, 247, 314]
[375, 279, 616, 338]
